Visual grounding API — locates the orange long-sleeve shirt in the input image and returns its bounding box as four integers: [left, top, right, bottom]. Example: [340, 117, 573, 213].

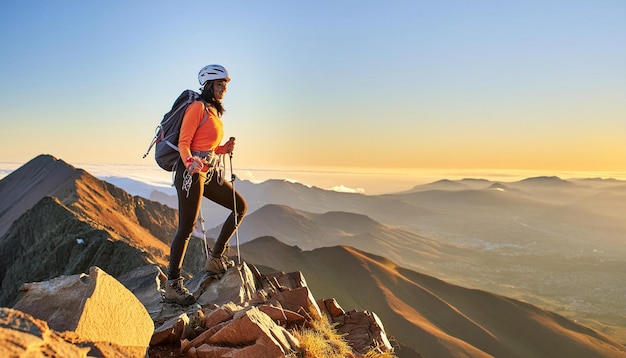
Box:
[178, 101, 224, 161]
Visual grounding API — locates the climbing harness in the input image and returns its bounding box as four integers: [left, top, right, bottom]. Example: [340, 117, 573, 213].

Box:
[180, 151, 219, 198]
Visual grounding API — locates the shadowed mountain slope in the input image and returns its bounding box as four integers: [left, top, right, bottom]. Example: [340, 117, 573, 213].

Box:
[240, 237, 626, 358]
[0, 155, 177, 306]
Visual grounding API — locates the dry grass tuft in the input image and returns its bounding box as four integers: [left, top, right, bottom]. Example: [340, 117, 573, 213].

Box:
[292, 309, 396, 358]
[293, 312, 354, 358]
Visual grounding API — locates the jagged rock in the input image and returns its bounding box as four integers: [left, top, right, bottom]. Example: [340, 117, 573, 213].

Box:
[203, 305, 235, 328]
[270, 286, 322, 318]
[189, 263, 258, 306]
[182, 320, 231, 353]
[118, 264, 202, 324]
[118, 264, 168, 316]
[334, 310, 393, 354]
[154, 300, 203, 326]
[151, 313, 190, 345]
[188, 344, 232, 358]
[258, 303, 307, 327]
[0, 307, 90, 357]
[282, 309, 307, 326]
[13, 266, 153, 356]
[258, 303, 287, 322]
[115, 262, 394, 357]
[206, 306, 299, 356]
[318, 297, 346, 318]
[265, 270, 307, 290]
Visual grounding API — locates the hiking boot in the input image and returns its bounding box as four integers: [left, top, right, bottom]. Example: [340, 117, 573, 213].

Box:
[206, 255, 235, 274]
[163, 277, 195, 305]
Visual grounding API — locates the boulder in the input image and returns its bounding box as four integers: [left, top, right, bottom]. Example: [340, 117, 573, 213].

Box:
[258, 304, 306, 326]
[189, 344, 233, 357]
[180, 306, 301, 356]
[150, 313, 190, 345]
[13, 266, 153, 355]
[190, 263, 258, 306]
[208, 306, 300, 355]
[118, 264, 168, 318]
[181, 320, 230, 354]
[118, 264, 202, 324]
[318, 297, 346, 318]
[203, 305, 235, 328]
[271, 286, 322, 318]
[334, 310, 394, 354]
[258, 304, 288, 323]
[265, 270, 307, 290]
[0, 307, 89, 357]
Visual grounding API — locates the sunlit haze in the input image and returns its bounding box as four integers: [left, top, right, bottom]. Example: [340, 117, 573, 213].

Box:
[1, 1, 624, 191]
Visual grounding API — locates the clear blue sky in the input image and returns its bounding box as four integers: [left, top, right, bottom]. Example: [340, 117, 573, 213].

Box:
[1, 1, 625, 180]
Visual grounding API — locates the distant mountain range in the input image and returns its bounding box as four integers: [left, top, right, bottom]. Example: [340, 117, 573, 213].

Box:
[1, 154, 625, 357]
[135, 162, 626, 343]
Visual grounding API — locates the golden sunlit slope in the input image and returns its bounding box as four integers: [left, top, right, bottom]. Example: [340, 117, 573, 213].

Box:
[0, 155, 176, 264]
[240, 237, 626, 358]
[69, 169, 174, 256]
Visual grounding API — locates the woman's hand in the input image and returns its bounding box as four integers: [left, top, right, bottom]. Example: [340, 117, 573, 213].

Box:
[215, 137, 236, 155]
[185, 156, 204, 174]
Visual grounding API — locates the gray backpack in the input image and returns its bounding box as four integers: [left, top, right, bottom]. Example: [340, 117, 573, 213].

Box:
[143, 90, 209, 171]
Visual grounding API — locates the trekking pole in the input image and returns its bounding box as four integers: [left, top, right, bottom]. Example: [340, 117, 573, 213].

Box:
[228, 137, 241, 265]
[198, 208, 210, 262]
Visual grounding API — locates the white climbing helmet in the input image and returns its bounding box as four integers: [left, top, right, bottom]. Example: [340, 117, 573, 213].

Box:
[198, 64, 230, 85]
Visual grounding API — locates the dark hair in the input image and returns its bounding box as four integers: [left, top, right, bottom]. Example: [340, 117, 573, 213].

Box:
[200, 81, 225, 116]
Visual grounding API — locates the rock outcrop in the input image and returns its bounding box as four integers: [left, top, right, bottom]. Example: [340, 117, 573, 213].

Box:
[127, 262, 395, 357]
[2, 263, 395, 357]
[0, 308, 91, 358]
[13, 266, 154, 357]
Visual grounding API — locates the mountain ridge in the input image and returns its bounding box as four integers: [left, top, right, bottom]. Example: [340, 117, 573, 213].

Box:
[0, 154, 83, 237]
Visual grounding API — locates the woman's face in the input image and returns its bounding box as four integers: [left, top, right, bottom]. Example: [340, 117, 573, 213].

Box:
[213, 80, 228, 101]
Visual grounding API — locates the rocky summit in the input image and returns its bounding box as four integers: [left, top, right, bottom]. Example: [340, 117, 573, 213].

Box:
[2, 262, 395, 357]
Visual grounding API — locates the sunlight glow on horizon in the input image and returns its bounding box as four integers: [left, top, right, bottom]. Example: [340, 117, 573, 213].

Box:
[1, 157, 625, 195]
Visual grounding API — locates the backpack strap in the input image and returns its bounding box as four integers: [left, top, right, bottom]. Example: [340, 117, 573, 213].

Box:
[198, 101, 210, 128]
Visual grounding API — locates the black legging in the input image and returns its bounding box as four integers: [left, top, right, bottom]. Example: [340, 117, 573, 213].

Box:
[168, 159, 247, 279]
